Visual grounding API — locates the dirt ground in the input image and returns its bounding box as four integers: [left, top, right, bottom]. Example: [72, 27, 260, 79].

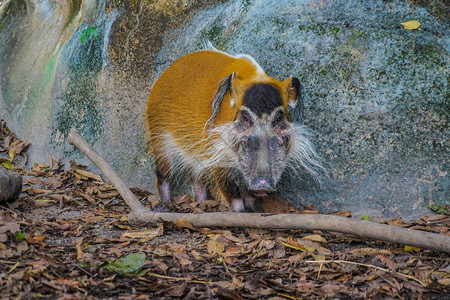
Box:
[0, 120, 449, 299]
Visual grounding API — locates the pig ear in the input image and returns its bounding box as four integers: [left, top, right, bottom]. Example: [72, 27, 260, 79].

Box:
[287, 75, 304, 124]
[207, 73, 235, 129]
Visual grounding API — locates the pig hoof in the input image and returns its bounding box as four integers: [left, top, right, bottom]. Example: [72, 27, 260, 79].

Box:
[244, 204, 254, 213]
[231, 199, 245, 212]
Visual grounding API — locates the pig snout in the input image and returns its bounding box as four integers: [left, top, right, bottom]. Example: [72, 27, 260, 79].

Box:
[248, 177, 275, 197]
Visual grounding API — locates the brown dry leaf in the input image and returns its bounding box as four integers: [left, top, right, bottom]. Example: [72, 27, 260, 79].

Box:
[34, 199, 57, 207]
[23, 177, 42, 185]
[224, 246, 244, 257]
[151, 259, 168, 272]
[190, 249, 204, 260]
[301, 205, 320, 214]
[0, 248, 14, 259]
[272, 241, 286, 259]
[56, 278, 82, 287]
[332, 210, 352, 217]
[421, 214, 446, 222]
[213, 286, 242, 300]
[83, 215, 105, 223]
[262, 196, 302, 213]
[75, 169, 103, 182]
[121, 224, 163, 242]
[75, 242, 84, 261]
[207, 239, 225, 255]
[222, 230, 245, 243]
[172, 194, 192, 205]
[173, 218, 196, 230]
[377, 254, 396, 271]
[438, 278, 450, 286]
[0, 218, 20, 234]
[43, 177, 63, 189]
[173, 251, 192, 266]
[320, 282, 348, 297]
[26, 235, 46, 244]
[165, 282, 188, 297]
[285, 236, 331, 255]
[302, 234, 327, 243]
[73, 189, 97, 204]
[29, 188, 53, 194]
[387, 218, 404, 226]
[25, 258, 53, 267]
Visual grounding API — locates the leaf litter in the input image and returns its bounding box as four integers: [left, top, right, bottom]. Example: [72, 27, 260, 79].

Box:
[0, 120, 449, 299]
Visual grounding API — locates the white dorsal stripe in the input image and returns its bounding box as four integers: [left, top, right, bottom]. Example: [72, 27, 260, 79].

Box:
[202, 42, 266, 75]
[234, 54, 266, 75]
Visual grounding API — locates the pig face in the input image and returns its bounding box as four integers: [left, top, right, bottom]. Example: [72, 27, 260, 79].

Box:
[231, 84, 293, 197]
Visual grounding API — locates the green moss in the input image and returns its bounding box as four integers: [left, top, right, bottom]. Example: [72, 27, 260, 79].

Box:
[329, 27, 340, 34]
[199, 23, 226, 49]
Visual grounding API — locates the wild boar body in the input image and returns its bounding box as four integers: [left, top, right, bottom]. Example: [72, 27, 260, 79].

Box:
[147, 50, 321, 212]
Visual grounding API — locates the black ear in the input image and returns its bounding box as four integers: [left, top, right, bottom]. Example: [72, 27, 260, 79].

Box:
[287, 76, 304, 124]
[207, 73, 234, 129]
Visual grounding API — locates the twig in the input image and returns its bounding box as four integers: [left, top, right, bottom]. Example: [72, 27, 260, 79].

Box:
[306, 260, 426, 286]
[145, 272, 211, 284]
[67, 128, 450, 254]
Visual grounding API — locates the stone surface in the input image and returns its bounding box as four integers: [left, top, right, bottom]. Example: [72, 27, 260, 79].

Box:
[0, 0, 448, 220]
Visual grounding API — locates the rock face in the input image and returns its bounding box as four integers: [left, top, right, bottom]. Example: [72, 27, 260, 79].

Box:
[0, 0, 448, 219]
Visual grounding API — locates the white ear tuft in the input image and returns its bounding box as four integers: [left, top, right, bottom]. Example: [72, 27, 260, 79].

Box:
[229, 72, 236, 108]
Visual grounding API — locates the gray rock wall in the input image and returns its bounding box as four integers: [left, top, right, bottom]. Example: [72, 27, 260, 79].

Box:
[0, 0, 448, 220]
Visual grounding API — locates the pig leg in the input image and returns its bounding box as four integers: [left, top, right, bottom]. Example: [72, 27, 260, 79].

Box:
[191, 177, 207, 202]
[215, 175, 245, 212]
[242, 189, 256, 212]
[155, 158, 172, 204]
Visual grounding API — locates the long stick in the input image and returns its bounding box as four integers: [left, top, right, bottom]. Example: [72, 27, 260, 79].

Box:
[67, 128, 450, 253]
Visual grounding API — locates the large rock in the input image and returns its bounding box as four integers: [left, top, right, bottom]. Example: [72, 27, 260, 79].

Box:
[0, 0, 448, 220]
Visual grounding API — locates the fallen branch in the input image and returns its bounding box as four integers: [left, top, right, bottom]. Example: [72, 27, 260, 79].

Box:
[67, 128, 450, 253]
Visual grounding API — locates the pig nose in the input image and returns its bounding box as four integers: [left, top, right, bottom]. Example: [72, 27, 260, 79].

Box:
[249, 178, 275, 197]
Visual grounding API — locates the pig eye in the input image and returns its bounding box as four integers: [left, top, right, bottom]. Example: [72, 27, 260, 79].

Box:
[241, 110, 251, 123]
[272, 110, 284, 125]
[234, 110, 253, 133]
[272, 111, 289, 134]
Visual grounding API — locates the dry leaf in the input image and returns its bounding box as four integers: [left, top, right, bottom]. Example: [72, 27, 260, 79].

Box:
[75, 169, 103, 182]
[207, 239, 225, 255]
[83, 215, 105, 223]
[302, 234, 327, 243]
[121, 224, 163, 242]
[8, 148, 16, 161]
[173, 251, 192, 266]
[284, 237, 331, 255]
[332, 210, 352, 217]
[261, 196, 302, 213]
[400, 20, 421, 30]
[404, 245, 421, 253]
[26, 235, 45, 244]
[173, 218, 196, 230]
[76, 243, 84, 261]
